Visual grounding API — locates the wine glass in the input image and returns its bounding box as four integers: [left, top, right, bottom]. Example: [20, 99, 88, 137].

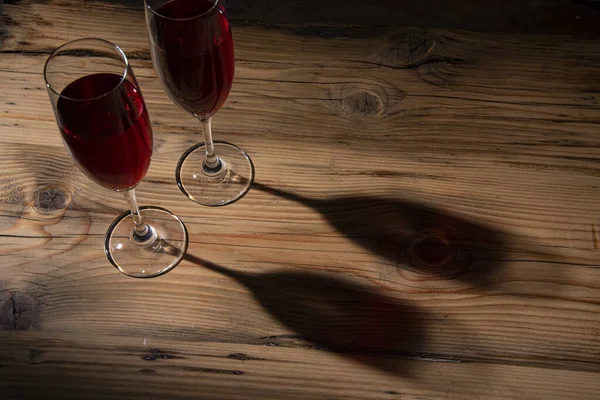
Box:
[145, 0, 254, 207]
[44, 38, 188, 278]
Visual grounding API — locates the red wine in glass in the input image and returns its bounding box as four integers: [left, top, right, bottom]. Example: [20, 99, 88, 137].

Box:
[150, 0, 235, 117]
[56, 73, 152, 191]
[45, 38, 188, 278]
[146, 0, 254, 207]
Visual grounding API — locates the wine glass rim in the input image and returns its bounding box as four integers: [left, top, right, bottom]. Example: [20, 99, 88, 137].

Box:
[43, 38, 130, 102]
[145, 0, 221, 21]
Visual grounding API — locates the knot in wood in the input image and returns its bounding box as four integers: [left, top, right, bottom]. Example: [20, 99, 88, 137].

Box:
[29, 349, 46, 363]
[324, 80, 404, 119]
[0, 293, 36, 331]
[33, 186, 68, 214]
[344, 91, 382, 116]
[380, 29, 436, 68]
[406, 232, 465, 278]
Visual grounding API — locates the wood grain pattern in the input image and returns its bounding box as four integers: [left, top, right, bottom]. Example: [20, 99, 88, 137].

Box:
[1, 0, 600, 399]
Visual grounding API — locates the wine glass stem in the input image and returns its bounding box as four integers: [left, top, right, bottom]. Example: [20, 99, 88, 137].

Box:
[123, 189, 152, 242]
[199, 116, 222, 172]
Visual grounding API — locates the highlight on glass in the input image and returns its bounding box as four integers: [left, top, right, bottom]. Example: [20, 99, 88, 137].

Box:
[145, 0, 254, 207]
[44, 38, 188, 278]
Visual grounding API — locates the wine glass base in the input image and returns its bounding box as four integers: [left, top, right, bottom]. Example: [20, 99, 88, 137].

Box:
[176, 140, 255, 207]
[104, 206, 188, 278]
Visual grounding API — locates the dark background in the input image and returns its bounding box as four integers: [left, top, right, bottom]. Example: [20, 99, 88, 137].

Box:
[92, 0, 600, 35]
[227, 0, 600, 35]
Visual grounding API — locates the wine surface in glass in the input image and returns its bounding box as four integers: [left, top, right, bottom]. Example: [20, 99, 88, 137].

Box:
[56, 73, 152, 191]
[150, 0, 235, 117]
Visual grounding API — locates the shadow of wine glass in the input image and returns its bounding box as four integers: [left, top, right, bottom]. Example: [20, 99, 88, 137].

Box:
[181, 253, 427, 377]
[252, 182, 508, 290]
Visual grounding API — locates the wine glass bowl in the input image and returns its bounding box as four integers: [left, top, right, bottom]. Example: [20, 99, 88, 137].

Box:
[45, 38, 188, 278]
[145, 0, 254, 206]
[146, 0, 234, 117]
[46, 53, 152, 192]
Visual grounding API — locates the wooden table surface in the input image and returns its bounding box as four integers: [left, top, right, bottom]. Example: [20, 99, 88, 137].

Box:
[1, 0, 600, 399]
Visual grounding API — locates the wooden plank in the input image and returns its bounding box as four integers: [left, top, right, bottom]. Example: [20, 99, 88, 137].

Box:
[0, 0, 599, 399]
[1, 333, 600, 400]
